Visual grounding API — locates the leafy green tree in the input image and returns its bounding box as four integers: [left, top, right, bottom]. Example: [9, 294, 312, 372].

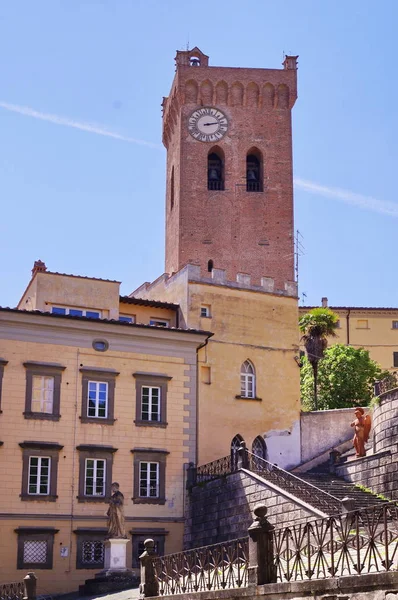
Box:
[299, 308, 339, 409]
[301, 344, 388, 411]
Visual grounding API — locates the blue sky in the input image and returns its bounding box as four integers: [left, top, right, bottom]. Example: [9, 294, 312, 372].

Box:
[1, 0, 397, 308]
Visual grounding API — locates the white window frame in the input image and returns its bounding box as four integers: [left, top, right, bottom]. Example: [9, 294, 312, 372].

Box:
[51, 306, 102, 318]
[87, 381, 108, 419]
[119, 314, 136, 324]
[393, 321, 398, 330]
[84, 458, 106, 497]
[200, 305, 211, 318]
[149, 318, 170, 327]
[139, 461, 159, 498]
[240, 361, 255, 399]
[28, 456, 51, 495]
[31, 375, 54, 414]
[141, 386, 161, 422]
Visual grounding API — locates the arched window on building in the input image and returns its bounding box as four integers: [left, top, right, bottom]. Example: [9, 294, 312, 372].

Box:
[240, 360, 255, 398]
[246, 150, 263, 192]
[252, 436, 267, 460]
[207, 259, 214, 273]
[231, 434, 244, 470]
[208, 150, 224, 191]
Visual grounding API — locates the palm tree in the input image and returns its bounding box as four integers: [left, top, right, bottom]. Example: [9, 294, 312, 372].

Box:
[299, 308, 338, 410]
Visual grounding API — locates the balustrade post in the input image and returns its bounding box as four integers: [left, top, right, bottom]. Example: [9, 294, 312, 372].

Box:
[186, 462, 197, 490]
[247, 504, 276, 585]
[23, 572, 37, 600]
[237, 442, 249, 469]
[139, 538, 159, 598]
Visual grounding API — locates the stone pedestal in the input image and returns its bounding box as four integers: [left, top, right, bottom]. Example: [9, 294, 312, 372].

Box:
[80, 538, 139, 596]
[101, 538, 130, 575]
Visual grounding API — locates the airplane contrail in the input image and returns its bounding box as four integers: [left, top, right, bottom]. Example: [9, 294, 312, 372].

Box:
[0, 101, 162, 149]
[294, 177, 398, 218]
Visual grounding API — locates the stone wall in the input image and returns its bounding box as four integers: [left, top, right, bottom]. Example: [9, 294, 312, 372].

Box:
[300, 407, 358, 463]
[184, 470, 319, 549]
[336, 389, 398, 499]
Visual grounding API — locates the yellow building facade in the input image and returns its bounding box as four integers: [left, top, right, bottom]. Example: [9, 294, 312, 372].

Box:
[0, 266, 210, 593]
[299, 301, 398, 372]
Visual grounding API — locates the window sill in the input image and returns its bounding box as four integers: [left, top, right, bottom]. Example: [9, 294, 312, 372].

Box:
[23, 412, 61, 421]
[132, 497, 166, 505]
[76, 495, 109, 503]
[77, 563, 104, 570]
[80, 417, 116, 425]
[134, 420, 168, 428]
[20, 494, 58, 502]
[235, 395, 262, 401]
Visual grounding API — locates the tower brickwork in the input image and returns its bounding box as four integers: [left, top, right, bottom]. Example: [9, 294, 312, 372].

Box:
[163, 48, 298, 291]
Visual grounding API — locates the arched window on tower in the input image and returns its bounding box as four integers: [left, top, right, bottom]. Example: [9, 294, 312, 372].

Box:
[246, 150, 263, 192]
[231, 434, 244, 470]
[207, 259, 214, 273]
[208, 149, 224, 191]
[252, 436, 267, 460]
[240, 360, 255, 398]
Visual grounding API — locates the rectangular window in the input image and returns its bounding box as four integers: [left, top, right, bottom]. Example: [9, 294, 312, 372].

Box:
[23, 540, 48, 564]
[28, 456, 50, 495]
[119, 314, 136, 323]
[393, 321, 398, 329]
[149, 319, 170, 327]
[200, 305, 211, 318]
[31, 376, 54, 414]
[84, 458, 106, 496]
[201, 366, 211, 384]
[82, 540, 104, 565]
[51, 306, 101, 318]
[357, 319, 369, 329]
[335, 320, 341, 328]
[141, 387, 161, 422]
[87, 381, 108, 418]
[241, 374, 255, 398]
[139, 462, 159, 498]
[393, 352, 398, 368]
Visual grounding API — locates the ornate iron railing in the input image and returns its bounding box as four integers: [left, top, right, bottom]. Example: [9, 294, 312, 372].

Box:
[153, 537, 249, 595]
[196, 454, 234, 483]
[273, 501, 398, 582]
[246, 451, 342, 514]
[0, 582, 24, 600]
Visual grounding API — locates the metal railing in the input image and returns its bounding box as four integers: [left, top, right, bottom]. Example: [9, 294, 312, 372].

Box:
[0, 582, 24, 600]
[273, 501, 398, 581]
[195, 449, 342, 514]
[208, 180, 224, 191]
[246, 181, 262, 192]
[246, 451, 342, 514]
[152, 537, 249, 595]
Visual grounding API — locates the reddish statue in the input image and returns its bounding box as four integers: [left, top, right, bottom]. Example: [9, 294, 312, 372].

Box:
[351, 407, 371, 457]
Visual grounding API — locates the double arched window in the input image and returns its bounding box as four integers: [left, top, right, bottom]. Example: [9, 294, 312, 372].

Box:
[246, 149, 263, 192]
[240, 360, 255, 398]
[208, 148, 224, 191]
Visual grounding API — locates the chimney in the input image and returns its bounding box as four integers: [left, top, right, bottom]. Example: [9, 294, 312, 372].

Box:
[321, 297, 328, 308]
[32, 260, 47, 277]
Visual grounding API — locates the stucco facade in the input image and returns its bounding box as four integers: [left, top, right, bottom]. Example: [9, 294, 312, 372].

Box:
[0, 304, 209, 592]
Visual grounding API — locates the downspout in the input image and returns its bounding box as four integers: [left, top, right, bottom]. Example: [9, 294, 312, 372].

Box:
[195, 335, 211, 465]
[346, 309, 351, 345]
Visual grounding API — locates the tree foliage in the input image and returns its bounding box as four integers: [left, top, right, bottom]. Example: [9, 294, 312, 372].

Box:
[300, 344, 388, 411]
[299, 308, 339, 409]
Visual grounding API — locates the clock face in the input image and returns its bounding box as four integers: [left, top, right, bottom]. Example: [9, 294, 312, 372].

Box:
[188, 107, 228, 142]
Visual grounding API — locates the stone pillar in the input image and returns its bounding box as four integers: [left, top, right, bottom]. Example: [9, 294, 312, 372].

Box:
[186, 462, 197, 490]
[102, 538, 130, 575]
[23, 572, 37, 600]
[247, 504, 276, 585]
[139, 538, 159, 598]
[237, 441, 249, 470]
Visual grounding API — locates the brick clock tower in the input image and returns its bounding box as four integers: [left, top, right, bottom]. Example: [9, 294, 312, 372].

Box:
[162, 47, 298, 291]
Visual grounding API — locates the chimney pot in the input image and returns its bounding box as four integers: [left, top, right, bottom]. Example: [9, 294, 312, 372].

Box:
[32, 260, 47, 277]
[321, 297, 328, 308]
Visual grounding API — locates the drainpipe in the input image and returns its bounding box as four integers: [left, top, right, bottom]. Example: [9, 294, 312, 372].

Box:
[346, 309, 351, 345]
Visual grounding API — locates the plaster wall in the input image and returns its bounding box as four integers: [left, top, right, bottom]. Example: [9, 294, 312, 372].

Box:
[300, 408, 357, 463]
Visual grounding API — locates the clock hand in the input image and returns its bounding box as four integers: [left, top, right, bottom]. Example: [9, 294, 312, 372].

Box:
[203, 121, 219, 126]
